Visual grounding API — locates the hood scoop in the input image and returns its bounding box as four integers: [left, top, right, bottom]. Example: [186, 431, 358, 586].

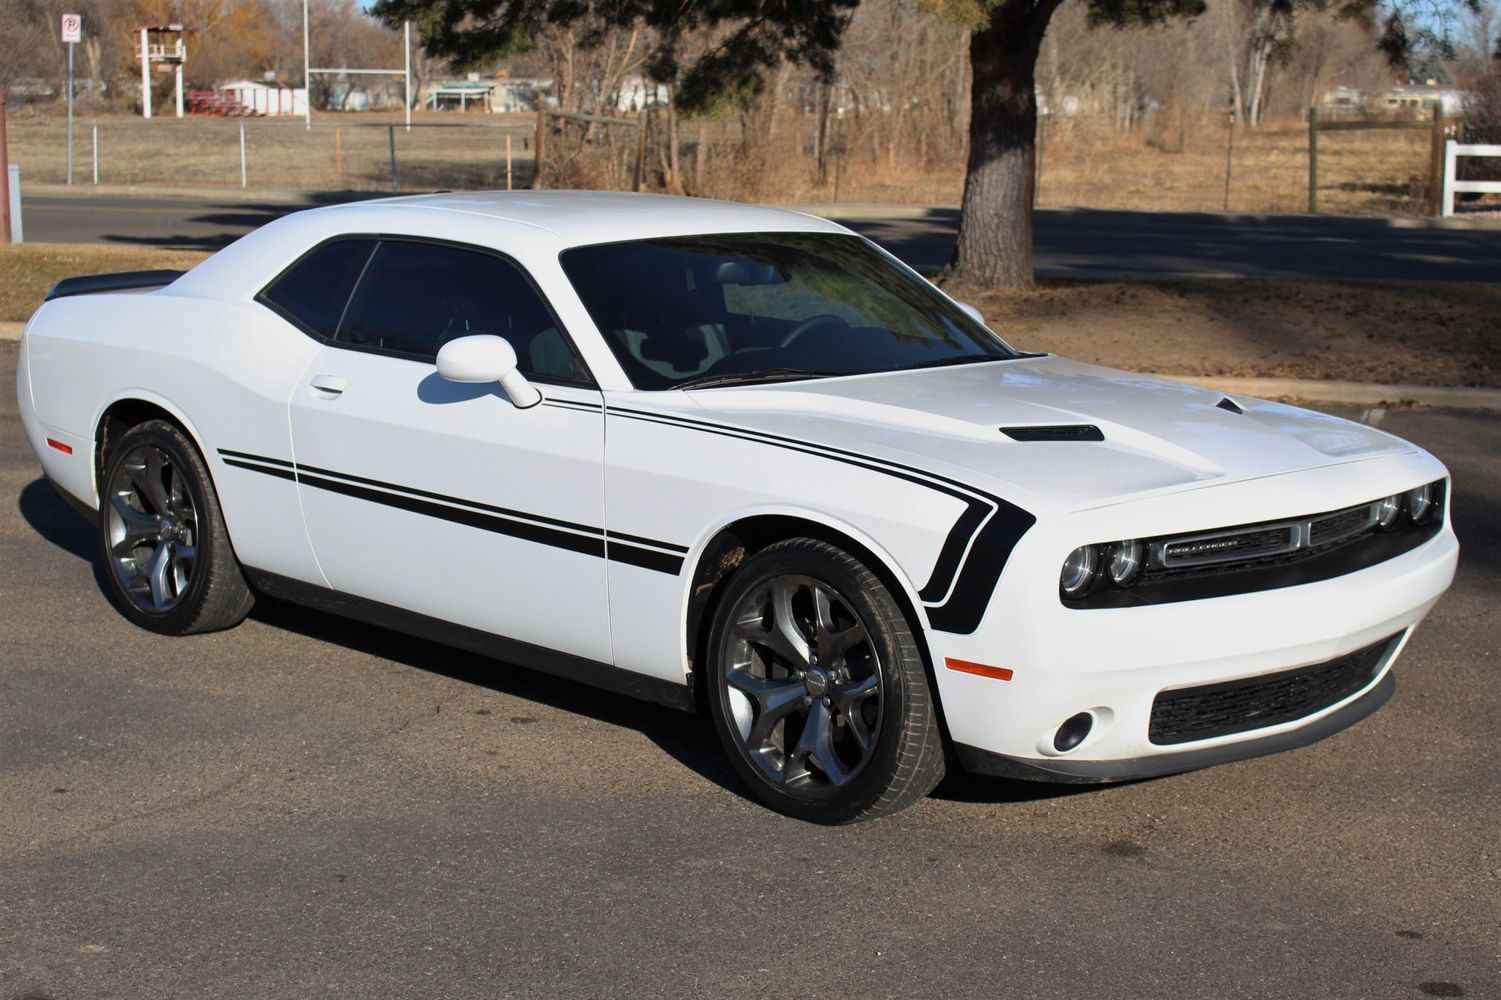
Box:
[1216, 396, 1245, 414]
[1000, 424, 1105, 442]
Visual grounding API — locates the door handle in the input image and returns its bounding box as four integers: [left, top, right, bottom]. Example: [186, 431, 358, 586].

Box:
[309, 375, 347, 397]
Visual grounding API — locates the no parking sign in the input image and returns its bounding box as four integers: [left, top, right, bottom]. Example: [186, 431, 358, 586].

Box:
[61, 12, 81, 43]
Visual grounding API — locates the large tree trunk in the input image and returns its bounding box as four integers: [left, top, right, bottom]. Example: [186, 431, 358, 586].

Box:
[949, 0, 1057, 290]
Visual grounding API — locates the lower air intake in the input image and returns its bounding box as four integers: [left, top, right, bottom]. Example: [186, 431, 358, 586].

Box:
[1147, 635, 1399, 745]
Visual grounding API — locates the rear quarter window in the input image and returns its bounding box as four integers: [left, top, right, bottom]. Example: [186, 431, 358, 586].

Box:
[258, 238, 377, 339]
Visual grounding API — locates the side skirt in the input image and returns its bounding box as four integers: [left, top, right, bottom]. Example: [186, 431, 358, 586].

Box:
[242, 567, 697, 714]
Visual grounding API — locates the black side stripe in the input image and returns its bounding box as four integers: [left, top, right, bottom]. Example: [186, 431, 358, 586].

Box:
[606, 529, 690, 554]
[216, 449, 685, 576]
[606, 406, 1035, 635]
[296, 470, 608, 559]
[220, 449, 293, 468]
[296, 461, 602, 537]
[223, 457, 297, 482]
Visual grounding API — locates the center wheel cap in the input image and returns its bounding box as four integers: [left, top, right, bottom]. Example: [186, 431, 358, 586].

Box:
[804, 667, 830, 699]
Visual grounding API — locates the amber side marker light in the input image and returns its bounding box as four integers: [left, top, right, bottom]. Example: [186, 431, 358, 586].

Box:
[944, 658, 1014, 682]
[45, 438, 73, 455]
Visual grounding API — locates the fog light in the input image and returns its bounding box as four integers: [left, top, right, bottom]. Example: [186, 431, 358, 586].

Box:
[1054, 712, 1093, 752]
[1060, 546, 1099, 597]
[1406, 483, 1436, 524]
[1107, 540, 1144, 586]
[1375, 494, 1402, 530]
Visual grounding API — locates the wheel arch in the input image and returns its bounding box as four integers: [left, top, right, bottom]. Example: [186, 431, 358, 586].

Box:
[93, 392, 212, 505]
[681, 509, 950, 738]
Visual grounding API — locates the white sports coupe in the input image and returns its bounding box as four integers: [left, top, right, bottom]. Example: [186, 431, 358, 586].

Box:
[17, 193, 1458, 823]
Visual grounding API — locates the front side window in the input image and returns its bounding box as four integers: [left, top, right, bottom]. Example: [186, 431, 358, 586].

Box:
[559, 232, 1017, 390]
[335, 240, 587, 382]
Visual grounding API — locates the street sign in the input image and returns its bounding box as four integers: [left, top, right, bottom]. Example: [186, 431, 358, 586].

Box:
[61, 13, 81, 43]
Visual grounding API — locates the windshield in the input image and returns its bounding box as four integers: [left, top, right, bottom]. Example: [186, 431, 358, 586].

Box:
[559, 232, 1018, 390]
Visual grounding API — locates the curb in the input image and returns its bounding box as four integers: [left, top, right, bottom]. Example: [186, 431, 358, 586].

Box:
[1154, 374, 1501, 411]
[789, 202, 1501, 231]
[24, 187, 1501, 231]
[26, 183, 384, 205]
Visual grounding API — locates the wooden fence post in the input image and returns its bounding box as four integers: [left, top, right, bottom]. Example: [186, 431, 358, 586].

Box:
[534, 110, 546, 190]
[633, 110, 647, 192]
[1307, 105, 1319, 214]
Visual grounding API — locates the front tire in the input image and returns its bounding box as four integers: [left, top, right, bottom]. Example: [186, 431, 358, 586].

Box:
[705, 538, 946, 823]
[98, 419, 254, 635]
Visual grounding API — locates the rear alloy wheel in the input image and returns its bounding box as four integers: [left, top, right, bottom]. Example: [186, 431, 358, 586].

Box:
[706, 538, 945, 823]
[99, 420, 253, 635]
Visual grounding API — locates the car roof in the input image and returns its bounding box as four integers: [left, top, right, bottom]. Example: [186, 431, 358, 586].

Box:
[169, 191, 852, 303]
[339, 191, 848, 245]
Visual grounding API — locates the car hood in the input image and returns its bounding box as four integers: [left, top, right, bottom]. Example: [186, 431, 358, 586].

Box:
[684, 356, 1414, 511]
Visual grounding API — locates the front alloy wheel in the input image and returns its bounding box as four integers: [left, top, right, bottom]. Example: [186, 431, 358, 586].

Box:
[722, 575, 882, 790]
[706, 538, 945, 823]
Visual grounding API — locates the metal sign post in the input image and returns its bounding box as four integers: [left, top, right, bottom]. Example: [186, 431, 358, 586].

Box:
[0, 85, 11, 244]
[62, 13, 81, 185]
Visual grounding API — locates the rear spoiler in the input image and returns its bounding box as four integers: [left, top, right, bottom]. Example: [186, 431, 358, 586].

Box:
[45, 269, 186, 302]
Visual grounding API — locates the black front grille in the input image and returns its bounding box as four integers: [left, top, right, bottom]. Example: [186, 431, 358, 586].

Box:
[1309, 506, 1375, 547]
[1148, 635, 1398, 745]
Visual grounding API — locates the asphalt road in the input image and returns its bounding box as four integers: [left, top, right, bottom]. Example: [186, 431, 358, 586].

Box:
[22, 193, 1501, 282]
[2, 341, 1498, 998]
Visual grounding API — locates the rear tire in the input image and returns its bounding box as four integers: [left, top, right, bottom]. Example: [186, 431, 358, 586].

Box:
[98, 419, 254, 635]
[705, 538, 946, 823]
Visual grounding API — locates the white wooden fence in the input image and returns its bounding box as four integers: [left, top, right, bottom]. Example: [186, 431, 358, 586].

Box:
[1441, 140, 1501, 217]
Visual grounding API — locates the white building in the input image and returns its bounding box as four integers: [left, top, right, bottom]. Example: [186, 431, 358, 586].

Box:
[219, 80, 308, 117]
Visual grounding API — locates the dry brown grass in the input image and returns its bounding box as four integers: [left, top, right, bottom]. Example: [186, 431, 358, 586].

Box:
[7, 112, 536, 192]
[958, 278, 1501, 388]
[0, 243, 209, 322]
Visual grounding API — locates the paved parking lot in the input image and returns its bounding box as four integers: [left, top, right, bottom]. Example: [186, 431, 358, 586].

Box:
[2, 340, 1498, 998]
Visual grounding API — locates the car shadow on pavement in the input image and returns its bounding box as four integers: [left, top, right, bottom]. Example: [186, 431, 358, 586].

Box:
[246, 593, 749, 798]
[19, 474, 1100, 814]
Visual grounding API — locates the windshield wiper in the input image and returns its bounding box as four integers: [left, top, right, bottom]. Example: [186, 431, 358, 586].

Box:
[904, 353, 1008, 370]
[673, 368, 853, 390]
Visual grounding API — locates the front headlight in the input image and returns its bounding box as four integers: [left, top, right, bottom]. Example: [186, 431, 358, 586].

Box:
[1406, 483, 1437, 524]
[1106, 540, 1144, 586]
[1375, 494, 1402, 530]
[1060, 545, 1099, 597]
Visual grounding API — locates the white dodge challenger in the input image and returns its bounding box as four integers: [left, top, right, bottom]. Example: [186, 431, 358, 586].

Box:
[16, 192, 1458, 823]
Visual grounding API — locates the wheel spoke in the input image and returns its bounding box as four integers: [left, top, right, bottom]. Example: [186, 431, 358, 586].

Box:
[790, 700, 847, 785]
[834, 674, 878, 711]
[110, 495, 161, 552]
[144, 541, 173, 610]
[128, 450, 173, 516]
[843, 710, 874, 753]
[770, 580, 812, 668]
[727, 671, 806, 749]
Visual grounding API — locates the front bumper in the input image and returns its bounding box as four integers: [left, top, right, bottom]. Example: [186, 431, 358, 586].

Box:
[954, 670, 1395, 783]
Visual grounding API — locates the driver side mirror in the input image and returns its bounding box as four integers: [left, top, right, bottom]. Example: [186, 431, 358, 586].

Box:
[955, 301, 988, 329]
[436, 335, 542, 409]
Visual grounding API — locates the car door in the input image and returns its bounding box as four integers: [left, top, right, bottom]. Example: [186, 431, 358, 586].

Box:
[286, 237, 612, 664]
